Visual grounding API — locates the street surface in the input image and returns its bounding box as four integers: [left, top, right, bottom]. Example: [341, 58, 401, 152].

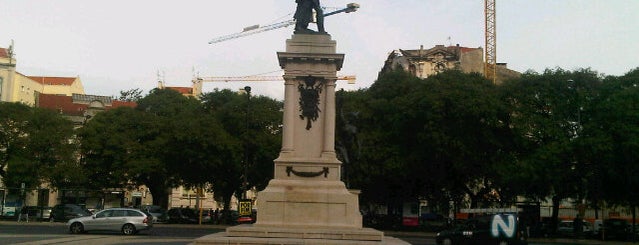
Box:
[0, 221, 634, 245]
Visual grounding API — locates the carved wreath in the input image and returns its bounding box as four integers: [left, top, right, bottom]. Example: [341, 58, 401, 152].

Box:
[298, 76, 323, 130]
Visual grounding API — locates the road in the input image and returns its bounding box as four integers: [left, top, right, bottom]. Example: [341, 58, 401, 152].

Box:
[0, 221, 219, 245]
[0, 221, 633, 245]
[0, 221, 430, 245]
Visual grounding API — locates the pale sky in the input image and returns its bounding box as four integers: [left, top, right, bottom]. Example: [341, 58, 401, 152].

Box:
[1, 0, 637, 100]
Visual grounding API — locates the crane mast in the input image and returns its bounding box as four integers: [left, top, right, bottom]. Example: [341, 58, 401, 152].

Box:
[484, 0, 497, 84]
[209, 3, 360, 44]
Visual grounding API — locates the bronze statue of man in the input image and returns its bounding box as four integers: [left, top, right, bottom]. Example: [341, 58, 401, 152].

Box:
[294, 0, 325, 34]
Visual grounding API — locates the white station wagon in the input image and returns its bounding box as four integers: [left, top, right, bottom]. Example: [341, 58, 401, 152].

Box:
[67, 208, 153, 235]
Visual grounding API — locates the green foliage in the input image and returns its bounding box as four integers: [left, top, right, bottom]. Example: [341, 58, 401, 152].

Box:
[79, 89, 210, 207]
[341, 70, 513, 210]
[585, 72, 639, 207]
[340, 67, 636, 215]
[200, 89, 282, 209]
[79, 88, 281, 209]
[0, 102, 78, 190]
[4, 64, 636, 216]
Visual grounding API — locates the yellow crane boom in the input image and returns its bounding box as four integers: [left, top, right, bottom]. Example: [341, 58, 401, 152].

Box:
[195, 75, 355, 84]
[189, 75, 356, 97]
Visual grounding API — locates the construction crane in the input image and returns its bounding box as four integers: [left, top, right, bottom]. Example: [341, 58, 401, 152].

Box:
[194, 75, 356, 83]
[209, 3, 360, 44]
[484, 0, 497, 84]
[190, 74, 356, 97]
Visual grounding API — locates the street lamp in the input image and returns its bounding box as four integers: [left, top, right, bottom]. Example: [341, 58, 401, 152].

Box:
[243, 86, 251, 199]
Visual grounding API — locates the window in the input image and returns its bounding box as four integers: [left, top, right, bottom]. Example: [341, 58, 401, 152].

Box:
[127, 210, 143, 217]
[112, 210, 127, 217]
[96, 210, 113, 218]
[181, 187, 205, 198]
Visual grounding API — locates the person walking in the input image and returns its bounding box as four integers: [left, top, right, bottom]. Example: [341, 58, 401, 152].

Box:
[17, 206, 29, 222]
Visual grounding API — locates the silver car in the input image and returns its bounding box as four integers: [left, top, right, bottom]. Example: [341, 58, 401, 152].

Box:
[67, 208, 153, 235]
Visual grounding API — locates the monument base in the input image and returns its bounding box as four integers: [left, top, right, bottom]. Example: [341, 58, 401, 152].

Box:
[255, 178, 362, 228]
[191, 224, 410, 245]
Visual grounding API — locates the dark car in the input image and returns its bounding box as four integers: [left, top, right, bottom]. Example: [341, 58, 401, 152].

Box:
[50, 204, 92, 222]
[556, 219, 594, 238]
[166, 208, 198, 224]
[22, 206, 52, 221]
[219, 210, 240, 225]
[436, 214, 527, 245]
[141, 205, 168, 223]
[600, 218, 632, 241]
[421, 213, 452, 232]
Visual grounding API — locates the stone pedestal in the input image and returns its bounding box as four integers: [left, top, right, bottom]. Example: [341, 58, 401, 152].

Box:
[192, 34, 408, 245]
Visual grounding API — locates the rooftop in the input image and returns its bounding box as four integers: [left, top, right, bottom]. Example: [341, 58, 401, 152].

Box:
[166, 86, 193, 95]
[28, 76, 77, 86]
[0, 48, 8, 58]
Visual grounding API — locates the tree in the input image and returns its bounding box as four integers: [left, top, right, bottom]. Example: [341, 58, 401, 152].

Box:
[200, 89, 282, 212]
[79, 89, 207, 208]
[351, 70, 425, 211]
[0, 102, 32, 189]
[583, 68, 639, 229]
[0, 102, 79, 191]
[500, 68, 602, 232]
[343, 70, 512, 215]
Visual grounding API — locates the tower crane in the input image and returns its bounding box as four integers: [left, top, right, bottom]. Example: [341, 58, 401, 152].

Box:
[190, 74, 356, 97]
[484, 0, 497, 84]
[195, 75, 355, 83]
[209, 3, 360, 44]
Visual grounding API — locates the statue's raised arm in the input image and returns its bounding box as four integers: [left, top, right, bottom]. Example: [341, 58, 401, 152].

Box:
[294, 0, 326, 34]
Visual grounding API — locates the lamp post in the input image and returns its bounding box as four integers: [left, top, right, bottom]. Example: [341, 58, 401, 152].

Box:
[243, 86, 251, 199]
[237, 86, 254, 223]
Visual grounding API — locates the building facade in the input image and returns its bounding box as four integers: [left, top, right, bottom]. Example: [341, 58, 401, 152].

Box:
[379, 44, 520, 84]
[1, 45, 85, 106]
[1, 43, 136, 216]
[0, 46, 17, 102]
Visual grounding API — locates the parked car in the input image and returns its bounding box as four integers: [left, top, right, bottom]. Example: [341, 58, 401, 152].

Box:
[67, 208, 153, 235]
[219, 210, 240, 225]
[600, 218, 632, 241]
[421, 213, 452, 232]
[198, 209, 216, 224]
[50, 204, 92, 222]
[23, 206, 52, 221]
[140, 205, 168, 223]
[556, 219, 593, 238]
[436, 214, 528, 245]
[166, 208, 198, 224]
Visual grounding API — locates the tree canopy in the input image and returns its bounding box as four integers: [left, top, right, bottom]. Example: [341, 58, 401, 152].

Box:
[0, 102, 79, 191]
[78, 88, 282, 210]
[2, 65, 638, 225]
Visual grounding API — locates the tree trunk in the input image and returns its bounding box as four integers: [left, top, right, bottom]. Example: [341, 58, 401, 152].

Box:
[632, 204, 637, 241]
[149, 186, 169, 209]
[551, 195, 561, 236]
